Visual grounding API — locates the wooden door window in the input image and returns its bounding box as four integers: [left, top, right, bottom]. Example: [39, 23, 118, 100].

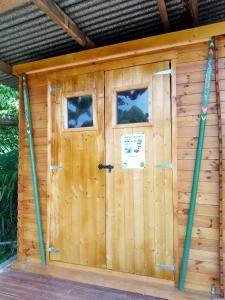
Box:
[113, 83, 152, 128]
[63, 90, 97, 131]
[67, 95, 93, 128]
[116, 87, 149, 124]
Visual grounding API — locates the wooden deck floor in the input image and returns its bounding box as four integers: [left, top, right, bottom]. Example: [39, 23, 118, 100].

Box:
[0, 268, 163, 300]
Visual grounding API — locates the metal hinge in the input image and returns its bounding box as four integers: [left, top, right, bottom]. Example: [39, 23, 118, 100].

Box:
[50, 86, 62, 92]
[154, 69, 172, 76]
[49, 165, 63, 170]
[155, 264, 175, 271]
[155, 163, 173, 169]
[48, 247, 60, 253]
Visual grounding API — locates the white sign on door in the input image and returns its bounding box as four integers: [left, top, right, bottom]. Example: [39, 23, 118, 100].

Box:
[121, 134, 145, 169]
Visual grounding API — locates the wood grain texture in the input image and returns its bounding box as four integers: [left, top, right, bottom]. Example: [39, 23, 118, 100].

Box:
[105, 62, 174, 279]
[176, 40, 220, 293]
[11, 262, 213, 300]
[48, 72, 105, 267]
[214, 36, 225, 297]
[0, 0, 27, 13]
[157, 0, 170, 32]
[17, 39, 225, 295]
[13, 21, 225, 76]
[0, 268, 162, 300]
[189, 0, 199, 27]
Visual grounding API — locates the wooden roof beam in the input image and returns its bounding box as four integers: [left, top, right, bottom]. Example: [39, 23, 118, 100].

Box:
[32, 0, 95, 49]
[157, 0, 170, 32]
[0, 59, 12, 75]
[189, 0, 199, 27]
[0, 0, 28, 14]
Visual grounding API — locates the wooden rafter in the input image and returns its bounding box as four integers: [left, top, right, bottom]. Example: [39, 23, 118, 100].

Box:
[0, 59, 12, 75]
[157, 0, 170, 32]
[32, 0, 95, 49]
[189, 0, 198, 26]
[0, 0, 28, 14]
[0, 118, 18, 126]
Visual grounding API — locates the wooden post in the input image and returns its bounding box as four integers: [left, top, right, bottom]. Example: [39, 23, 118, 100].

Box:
[215, 36, 225, 297]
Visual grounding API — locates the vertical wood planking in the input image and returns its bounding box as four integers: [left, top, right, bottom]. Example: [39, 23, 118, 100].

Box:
[215, 36, 225, 296]
[152, 62, 173, 280]
[215, 37, 224, 297]
[48, 72, 106, 267]
[132, 67, 145, 275]
[105, 70, 114, 270]
[105, 62, 173, 279]
[171, 59, 179, 285]
[95, 71, 106, 268]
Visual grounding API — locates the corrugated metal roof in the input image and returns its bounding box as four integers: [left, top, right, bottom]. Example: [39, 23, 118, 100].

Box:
[0, 0, 225, 89]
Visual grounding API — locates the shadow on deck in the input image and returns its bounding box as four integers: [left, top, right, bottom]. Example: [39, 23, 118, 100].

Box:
[0, 268, 163, 300]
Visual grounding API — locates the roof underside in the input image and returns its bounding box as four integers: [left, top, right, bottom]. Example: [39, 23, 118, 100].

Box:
[0, 0, 225, 89]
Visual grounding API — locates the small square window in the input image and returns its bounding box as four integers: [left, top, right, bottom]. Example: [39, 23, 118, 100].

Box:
[67, 95, 93, 128]
[116, 88, 149, 124]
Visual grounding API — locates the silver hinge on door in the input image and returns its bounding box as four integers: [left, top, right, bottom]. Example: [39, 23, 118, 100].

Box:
[50, 86, 62, 92]
[155, 264, 175, 271]
[155, 163, 173, 169]
[153, 69, 172, 76]
[49, 165, 63, 170]
[48, 247, 60, 253]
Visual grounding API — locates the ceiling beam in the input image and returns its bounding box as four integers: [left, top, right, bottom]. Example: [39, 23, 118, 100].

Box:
[0, 0, 28, 14]
[189, 0, 199, 27]
[0, 59, 12, 75]
[0, 118, 18, 127]
[32, 0, 95, 48]
[157, 0, 170, 32]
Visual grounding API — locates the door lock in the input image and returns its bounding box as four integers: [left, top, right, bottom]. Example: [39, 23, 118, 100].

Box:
[98, 164, 114, 173]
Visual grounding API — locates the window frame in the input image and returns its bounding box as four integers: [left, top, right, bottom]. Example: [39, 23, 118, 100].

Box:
[112, 82, 153, 128]
[62, 90, 97, 132]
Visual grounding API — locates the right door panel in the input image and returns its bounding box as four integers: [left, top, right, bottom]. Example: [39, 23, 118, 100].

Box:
[105, 62, 174, 280]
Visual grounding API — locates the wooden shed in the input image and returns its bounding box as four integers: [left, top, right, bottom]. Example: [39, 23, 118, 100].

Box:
[2, 1, 225, 299]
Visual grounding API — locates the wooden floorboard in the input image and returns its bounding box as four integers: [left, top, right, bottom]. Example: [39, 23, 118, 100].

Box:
[0, 268, 163, 300]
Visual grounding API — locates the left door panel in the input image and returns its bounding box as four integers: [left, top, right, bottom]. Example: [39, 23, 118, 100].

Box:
[48, 71, 106, 268]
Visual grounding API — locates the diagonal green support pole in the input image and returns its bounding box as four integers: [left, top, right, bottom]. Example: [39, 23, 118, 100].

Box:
[178, 37, 215, 291]
[22, 73, 46, 265]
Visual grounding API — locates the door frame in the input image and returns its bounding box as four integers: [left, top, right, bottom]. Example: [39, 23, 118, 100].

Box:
[46, 56, 178, 285]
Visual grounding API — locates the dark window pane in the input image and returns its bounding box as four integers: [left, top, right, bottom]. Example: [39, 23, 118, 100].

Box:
[116, 88, 149, 124]
[67, 95, 93, 128]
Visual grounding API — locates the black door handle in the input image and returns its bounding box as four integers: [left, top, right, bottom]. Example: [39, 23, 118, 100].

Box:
[98, 164, 114, 173]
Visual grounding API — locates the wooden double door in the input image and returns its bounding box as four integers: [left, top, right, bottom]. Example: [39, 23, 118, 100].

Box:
[48, 61, 174, 280]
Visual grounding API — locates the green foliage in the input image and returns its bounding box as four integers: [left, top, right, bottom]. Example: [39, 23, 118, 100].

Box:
[0, 85, 18, 118]
[0, 84, 18, 263]
[0, 85, 18, 154]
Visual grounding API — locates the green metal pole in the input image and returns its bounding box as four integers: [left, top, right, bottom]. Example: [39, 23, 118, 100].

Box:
[178, 38, 215, 290]
[22, 73, 46, 265]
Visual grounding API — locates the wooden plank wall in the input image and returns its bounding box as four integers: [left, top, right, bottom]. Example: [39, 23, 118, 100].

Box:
[18, 73, 48, 261]
[216, 36, 225, 295]
[176, 40, 221, 293]
[17, 37, 225, 294]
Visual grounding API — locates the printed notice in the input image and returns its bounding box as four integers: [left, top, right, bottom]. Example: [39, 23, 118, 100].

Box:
[121, 134, 145, 169]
